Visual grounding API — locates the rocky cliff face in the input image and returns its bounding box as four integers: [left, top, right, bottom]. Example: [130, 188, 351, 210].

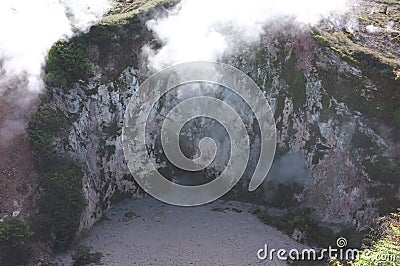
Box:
[36, 0, 399, 234]
[48, 67, 140, 229]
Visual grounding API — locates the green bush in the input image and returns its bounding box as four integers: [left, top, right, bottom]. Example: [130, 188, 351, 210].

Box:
[33, 163, 86, 250]
[365, 157, 400, 184]
[0, 217, 32, 242]
[28, 127, 55, 156]
[72, 246, 103, 266]
[30, 107, 68, 132]
[29, 108, 85, 251]
[28, 107, 68, 156]
[46, 41, 91, 87]
[332, 211, 400, 266]
[268, 183, 304, 209]
[0, 217, 33, 265]
[44, 71, 67, 88]
[364, 157, 400, 215]
[257, 208, 336, 246]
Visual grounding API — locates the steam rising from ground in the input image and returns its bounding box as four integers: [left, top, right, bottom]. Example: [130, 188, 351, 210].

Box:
[145, 0, 352, 70]
[141, 0, 355, 197]
[0, 0, 111, 144]
[263, 152, 310, 205]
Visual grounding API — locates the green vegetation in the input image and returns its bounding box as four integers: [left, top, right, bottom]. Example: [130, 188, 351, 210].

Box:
[312, 24, 399, 74]
[21, 0, 182, 260]
[33, 163, 86, 250]
[98, 136, 117, 161]
[32, 106, 68, 129]
[351, 211, 400, 266]
[102, 117, 121, 139]
[315, 32, 400, 122]
[0, 217, 32, 242]
[102, 0, 179, 25]
[28, 107, 68, 157]
[222, 186, 268, 206]
[45, 41, 91, 87]
[110, 189, 135, 204]
[311, 0, 400, 125]
[313, 34, 330, 46]
[28, 107, 87, 251]
[268, 183, 304, 209]
[0, 217, 33, 265]
[72, 246, 103, 266]
[331, 211, 400, 266]
[365, 157, 400, 184]
[257, 208, 337, 246]
[258, 208, 369, 265]
[364, 157, 399, 215]
[124, 211, 138, 219]
[28, 127, 55, 156]
[281, 54, 307, 110]
[312, 7, 400, 121]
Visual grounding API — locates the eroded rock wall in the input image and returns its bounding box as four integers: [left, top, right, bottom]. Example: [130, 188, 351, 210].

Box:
[42, 12, 399, 233]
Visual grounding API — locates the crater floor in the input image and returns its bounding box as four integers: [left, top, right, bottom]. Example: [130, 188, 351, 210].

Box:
[58, 198, 309, 266]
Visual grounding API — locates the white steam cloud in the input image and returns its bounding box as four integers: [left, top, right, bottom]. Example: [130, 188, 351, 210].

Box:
[0, 0, 111, 144]
[145, 0, 352, 70]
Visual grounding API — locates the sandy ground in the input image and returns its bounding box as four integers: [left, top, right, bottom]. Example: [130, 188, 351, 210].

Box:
[58, 198, 309, 266]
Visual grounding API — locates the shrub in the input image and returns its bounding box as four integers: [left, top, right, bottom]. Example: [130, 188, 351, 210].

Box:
[29, 107, 68, 133]
[353, 211, 400, 266]
[332, 211, 400, 266]
[29, 108, 85, 251]
[364, 157, 400, 214]
[33, 163, 86, 250]
[268, 183, 304, 208]
[28, 107, 68, 157]
[0, 217, 33, 265]
[365, 157, 400, 184]
[44, 71, 67, 88]
[46, 41, 91, 87]
[257, 208, 336, 246]
[72, 246, 103, 266]
[28, 127, 55, 156]
[0, 217, 32, 242]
